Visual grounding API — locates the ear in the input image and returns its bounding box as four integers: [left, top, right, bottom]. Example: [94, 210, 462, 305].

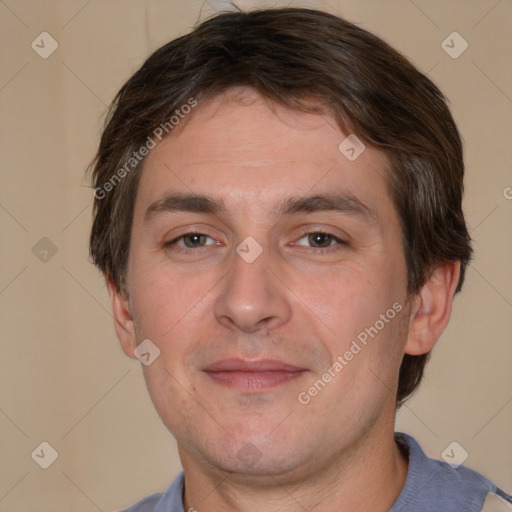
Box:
[107, 277, 138, 360]
[404, 261, 461, 356]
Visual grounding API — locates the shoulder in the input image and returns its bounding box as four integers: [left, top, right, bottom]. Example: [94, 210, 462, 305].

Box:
[392, 433, 512, 512]
[481, 490, 512, 512]
[119, 472, 185, 512]
[120, 492, 163, 512]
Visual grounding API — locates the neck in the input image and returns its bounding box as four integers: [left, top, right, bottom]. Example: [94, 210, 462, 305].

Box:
[180, 424, 409, 512]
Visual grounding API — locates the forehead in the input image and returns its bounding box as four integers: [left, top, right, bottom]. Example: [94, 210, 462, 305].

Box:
[134, 87, 392, 220]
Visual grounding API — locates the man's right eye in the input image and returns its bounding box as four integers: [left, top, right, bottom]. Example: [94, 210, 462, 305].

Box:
[166, 233, 218, 250]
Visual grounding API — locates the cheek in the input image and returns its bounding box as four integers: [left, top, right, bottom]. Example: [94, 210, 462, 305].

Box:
[141, 362, 195, 436]
[129, 259, 213, 339]
[129, 262, 218, 395]
[289, 259, 398, 340]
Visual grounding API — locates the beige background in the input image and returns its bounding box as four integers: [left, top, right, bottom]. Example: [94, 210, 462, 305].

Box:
[0, 0, 511, 510]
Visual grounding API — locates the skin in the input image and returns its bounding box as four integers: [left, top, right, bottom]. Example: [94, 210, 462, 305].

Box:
[108, 86, 460, 511]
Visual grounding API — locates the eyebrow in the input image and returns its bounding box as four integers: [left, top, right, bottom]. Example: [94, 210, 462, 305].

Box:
[144, 192, 378, 224]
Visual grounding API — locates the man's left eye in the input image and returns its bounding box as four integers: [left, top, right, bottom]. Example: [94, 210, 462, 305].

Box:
[298, 231, 343, 248]
[295, 232, 345, 249]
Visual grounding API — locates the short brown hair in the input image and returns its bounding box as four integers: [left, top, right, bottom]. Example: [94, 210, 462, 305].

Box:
[88, 7, 472, 405]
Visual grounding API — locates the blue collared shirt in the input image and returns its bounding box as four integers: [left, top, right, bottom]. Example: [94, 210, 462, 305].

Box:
[121, 433, 512, 511]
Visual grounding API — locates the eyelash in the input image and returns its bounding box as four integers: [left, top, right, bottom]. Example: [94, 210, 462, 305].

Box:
[165, 230, 346, 255]
[293, 230, 346, 254]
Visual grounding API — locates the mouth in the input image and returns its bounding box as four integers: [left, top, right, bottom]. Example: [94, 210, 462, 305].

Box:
[203, 358, 308, 392]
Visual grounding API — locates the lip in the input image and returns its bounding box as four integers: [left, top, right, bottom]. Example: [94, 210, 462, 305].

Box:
[204, 358, 305, 372]
[203, 358, 307, 392]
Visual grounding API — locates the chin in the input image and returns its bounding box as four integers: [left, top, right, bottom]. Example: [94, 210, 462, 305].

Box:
[192, 428, 312, 478]
[209, 449, 303, 478]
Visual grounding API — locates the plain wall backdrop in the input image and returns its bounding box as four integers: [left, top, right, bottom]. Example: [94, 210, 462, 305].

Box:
[0, 0, 511, 510]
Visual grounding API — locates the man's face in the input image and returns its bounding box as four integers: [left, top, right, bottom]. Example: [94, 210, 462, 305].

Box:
[123, 87, 411, 479]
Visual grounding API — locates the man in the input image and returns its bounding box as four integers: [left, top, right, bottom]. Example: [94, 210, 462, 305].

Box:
[88, 7, 511, 512]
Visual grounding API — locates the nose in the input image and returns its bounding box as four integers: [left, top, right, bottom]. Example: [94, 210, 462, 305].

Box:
[213, 241, 292, 333]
